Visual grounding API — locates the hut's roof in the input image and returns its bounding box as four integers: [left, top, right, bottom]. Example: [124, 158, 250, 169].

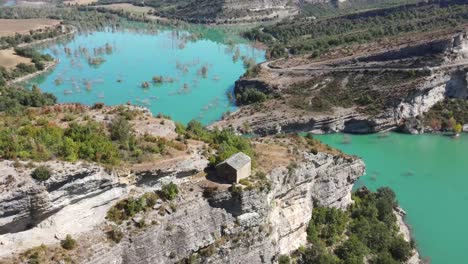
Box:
[220, 152, 251, 170]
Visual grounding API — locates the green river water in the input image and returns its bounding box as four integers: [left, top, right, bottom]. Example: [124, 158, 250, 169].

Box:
[316, 133, 468, 264]
[24, 26, 467, 264]
[27, 28, 265, 124]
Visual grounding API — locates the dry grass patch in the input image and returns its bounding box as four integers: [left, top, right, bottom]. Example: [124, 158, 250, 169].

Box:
[94, 4, 154, 15]
[254, 142, 292, 173]
[0, 48, 32, 69]
[0, 19, 61, 37]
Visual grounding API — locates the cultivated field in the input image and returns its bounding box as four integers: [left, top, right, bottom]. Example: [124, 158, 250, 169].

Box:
[0, 18, 61, 37]
[0, 48, 31, 69]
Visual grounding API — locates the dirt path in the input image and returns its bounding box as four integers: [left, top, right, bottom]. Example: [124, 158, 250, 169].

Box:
[262, 57, 468, 74]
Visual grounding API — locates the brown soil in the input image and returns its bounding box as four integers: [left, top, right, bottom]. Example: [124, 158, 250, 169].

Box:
[0, 48, 32, 69]
[0, 19, 61, 37]
[254, 141, 292, 173]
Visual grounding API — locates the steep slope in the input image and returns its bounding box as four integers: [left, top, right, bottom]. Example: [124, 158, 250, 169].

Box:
[214, 30, 468, 135]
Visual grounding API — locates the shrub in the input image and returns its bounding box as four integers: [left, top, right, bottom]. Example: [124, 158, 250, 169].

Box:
[278, 255, 291, 264]
[107, 226, 124, 243]
[61, 234, 76, 250]
[106, 191, 160, 224]
[373, 252, 400, 264]
[161, 182, 178, 201]
[302, 241, 340, 264]
[0, 86, 56, 114]
[334, 235, 367, 263]
[389, 235, 413, 262]
[307, 206, 348, 245]
[235, 87, 267, 105]
[31, 166, 52, 181]
[110, 116, 133, 142]
[454, 123, 463, 134]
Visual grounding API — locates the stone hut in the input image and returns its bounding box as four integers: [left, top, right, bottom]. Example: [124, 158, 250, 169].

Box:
[216, 152, 251, 183]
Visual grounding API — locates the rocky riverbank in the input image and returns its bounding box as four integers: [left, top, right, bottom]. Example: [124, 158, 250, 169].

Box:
[214, 31, 468, 136]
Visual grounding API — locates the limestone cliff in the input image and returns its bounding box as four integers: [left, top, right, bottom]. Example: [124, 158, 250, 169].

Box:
[84, 152, 364, 264]
[0, 150, 364, 263]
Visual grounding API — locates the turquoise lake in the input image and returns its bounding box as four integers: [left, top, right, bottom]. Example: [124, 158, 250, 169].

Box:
[316, 133, 468, 264]
[27, 28, 265, 124]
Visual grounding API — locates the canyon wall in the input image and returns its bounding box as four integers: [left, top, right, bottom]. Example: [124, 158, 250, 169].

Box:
[221, 31, 468, 135]
[0, 151, 364, 263]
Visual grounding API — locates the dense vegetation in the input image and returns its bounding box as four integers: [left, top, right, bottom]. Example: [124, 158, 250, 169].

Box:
[301, 0, 424, 19]
[424, 98, 468, 131]
[0, 47, 56, 84]
[245, 2, 468, 58]
[0, 88, 180, 165]
[0, 85, 56, 113]
[0, 27, 63, 50]
[235, 87, 268, 105]
[0, 118, 121, 164]
[175, 120, 255, 165]
[283, 187, 414, 264]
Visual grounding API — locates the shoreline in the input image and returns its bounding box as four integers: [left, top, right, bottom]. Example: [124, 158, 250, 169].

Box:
[17, 25, 76, 49]
[9, 59, 58, 85]
[6, 25, 76, 85]
[395, 208, 423, 264]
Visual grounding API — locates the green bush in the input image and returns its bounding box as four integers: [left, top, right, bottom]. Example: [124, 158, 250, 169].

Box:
[161, 182, 178, 201]
[278, 255, 291, 264]
[373, 252, 400, 264]
[31, 166, 52, 181]
[235, 87, 267, 106]
[389, 235, 413, 262]
[307, 206, 348, 245]
[302, 241, 340, 264]
[334, 235, 367, 263]
[106, 192, 160, 224]
[0, 86, 56, 114]
[110, 116, 135, 150]
[61, 234, 76, 250]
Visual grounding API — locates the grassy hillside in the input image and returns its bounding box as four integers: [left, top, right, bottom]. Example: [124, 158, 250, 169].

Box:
[245, 1, 468, 58]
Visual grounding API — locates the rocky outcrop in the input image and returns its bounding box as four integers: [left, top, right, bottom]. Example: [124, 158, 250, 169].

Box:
[0, 150, 365, 263]
[0, 160, 126, 257]
[395, 208, 422, 264]
[79, 152, 364, 264]
[0, 150, 209, 258]
[218, 31, 468, 135]
[0, 161, 121, 236]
